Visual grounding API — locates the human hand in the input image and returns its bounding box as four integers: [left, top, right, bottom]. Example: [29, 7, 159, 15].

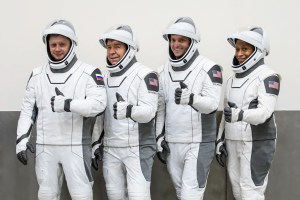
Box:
[51, 87, 72, 112]
[92, 144, 104, 171]
[224, 101, 243, 123]
[175, 82, 193, 105]
[215, 139, 228, 167]
[113, 92, 132, 120]
[156, 137, 170, 164]
[16, 140, 35, 165]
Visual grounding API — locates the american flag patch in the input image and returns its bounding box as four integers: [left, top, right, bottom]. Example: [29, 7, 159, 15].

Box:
[269, 81, 279, 90]
[149, 78, 158, 86]
[96, 74, 103, 81]
[212, 70, 222, 78]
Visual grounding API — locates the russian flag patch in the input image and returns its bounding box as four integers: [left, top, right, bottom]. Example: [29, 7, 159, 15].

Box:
[96, 74, 103, 81]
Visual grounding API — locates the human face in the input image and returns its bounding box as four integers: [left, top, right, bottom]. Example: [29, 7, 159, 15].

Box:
[48, 35, 71, 61]
[106, 39, 127, 65]
[235, 39, 255, 64]
[170, 34, 191, 58]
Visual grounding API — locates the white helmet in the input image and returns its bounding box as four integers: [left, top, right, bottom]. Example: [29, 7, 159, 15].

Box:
[163, 17, 200, 68]
[227, 26, 270, 73]
[43, 19, 77, 70]
[99, 25, 138, 73]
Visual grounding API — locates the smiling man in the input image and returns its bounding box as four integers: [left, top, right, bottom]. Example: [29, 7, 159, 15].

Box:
[97, 25, 159, 200]
[16, 19, 107, 200]
[48, 34, 72, 61]
[169, 34, 191, 59]
[156, 17, 223, 200]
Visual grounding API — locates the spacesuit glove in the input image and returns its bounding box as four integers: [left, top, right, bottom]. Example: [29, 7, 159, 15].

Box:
[215, 139, 228, 167]
[92, 144, 104, 171]
[51, 87, 72, 112]
[16, 139, 35, 165]
[113, 92, 133, 120]
[175, 82, 193, 105]
[156, 137, 170, 164]
[224, 101, 244, 123]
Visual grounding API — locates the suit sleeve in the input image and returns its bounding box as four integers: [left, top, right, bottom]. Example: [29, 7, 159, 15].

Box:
[92, 114, 104, 147]
[242, 75, 280, 125]
[16, 73, 37, 150]
[130, 72, 159, 123]
[70, 68, 107, 117]
[191, 65, 223, 114]
[155, 71, 166, 139]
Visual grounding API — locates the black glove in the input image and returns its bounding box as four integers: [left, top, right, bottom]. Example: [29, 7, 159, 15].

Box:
[156, 138, 170, 164]
[51, 87, 72, 112]
[175, 82, 193, 105]
[17, 142, 35, 165]
[113, 92, 132, 120]
[92, 145, 104, 171]
[215, 139, 228, 167]
[224, 101, 243, 123]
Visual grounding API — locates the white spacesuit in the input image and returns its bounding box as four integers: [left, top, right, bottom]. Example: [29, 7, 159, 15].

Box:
[16, 19, 107, 200]
[216, 27, 280, 200]
[98, 25, 158, 200]
[156, 17, 223, 200]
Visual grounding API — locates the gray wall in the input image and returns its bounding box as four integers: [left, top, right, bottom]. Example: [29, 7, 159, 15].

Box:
[1, 1, 299, 199]
[1, 111, 299, 199]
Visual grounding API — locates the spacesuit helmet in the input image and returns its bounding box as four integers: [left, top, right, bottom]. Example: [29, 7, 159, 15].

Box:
[99, 25, 139, 73]
[42, 19, 77, 70]
[227, 26, 270, 73]
[163, 17, 200, 68]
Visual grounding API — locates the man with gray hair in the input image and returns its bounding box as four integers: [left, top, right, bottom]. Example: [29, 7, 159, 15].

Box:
[96, 24, 159, 200]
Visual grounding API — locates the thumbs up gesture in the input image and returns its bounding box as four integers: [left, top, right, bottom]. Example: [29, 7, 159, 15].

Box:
[224, 101, 244, 123]
[51, 87, 72, 112]
[175, 81, 193, 105]
[113, 92, 132, 120]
